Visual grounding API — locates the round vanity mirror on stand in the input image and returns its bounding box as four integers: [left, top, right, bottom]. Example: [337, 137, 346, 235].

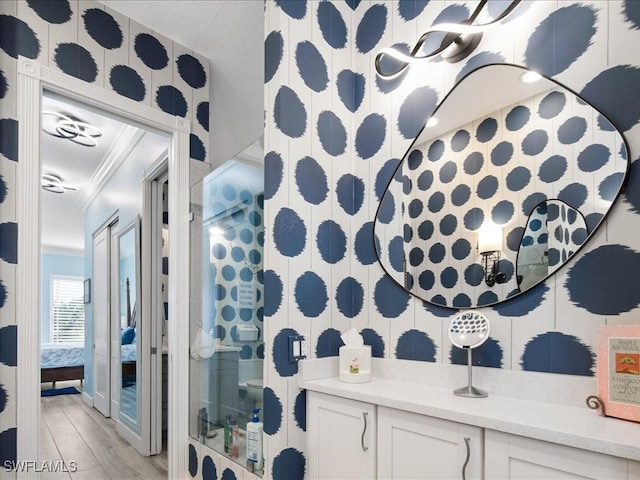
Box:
[448, 311, 490, 398]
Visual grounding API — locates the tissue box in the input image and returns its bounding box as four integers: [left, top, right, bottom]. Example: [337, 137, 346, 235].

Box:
[339, 345, 372, 383]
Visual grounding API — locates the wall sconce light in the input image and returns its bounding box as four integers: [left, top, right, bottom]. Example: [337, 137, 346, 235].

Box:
[374, 0, 521, 78]
[478, 225, 506, 287]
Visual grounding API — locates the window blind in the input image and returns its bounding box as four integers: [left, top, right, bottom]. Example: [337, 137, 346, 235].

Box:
[51, 276, 85, 343]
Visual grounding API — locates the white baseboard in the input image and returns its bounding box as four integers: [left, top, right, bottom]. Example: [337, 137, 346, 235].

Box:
[82, 391, 93, 407]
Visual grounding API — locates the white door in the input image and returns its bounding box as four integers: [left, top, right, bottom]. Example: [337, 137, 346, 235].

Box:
[92, 225, 111, 416]
[109, 221, 120, 417]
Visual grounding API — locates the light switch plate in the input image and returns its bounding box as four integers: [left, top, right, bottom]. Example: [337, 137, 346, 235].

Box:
[288, 335, 307, 363]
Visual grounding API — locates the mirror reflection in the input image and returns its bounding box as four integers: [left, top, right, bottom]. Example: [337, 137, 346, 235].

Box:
[374, 64, 628, 308]
[119, 217, 141, 431]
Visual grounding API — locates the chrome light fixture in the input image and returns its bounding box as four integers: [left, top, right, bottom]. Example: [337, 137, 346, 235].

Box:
[375, 0, 521, 78]
[42, 111, 103, 147]
[478, 224, 505, 287]
[41, 173, 77, 194]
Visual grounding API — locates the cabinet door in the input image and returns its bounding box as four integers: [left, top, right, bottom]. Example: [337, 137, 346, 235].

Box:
[307, 392, 376, 480]
[377, 406, 482, 480]
[485, 430, 628, 480]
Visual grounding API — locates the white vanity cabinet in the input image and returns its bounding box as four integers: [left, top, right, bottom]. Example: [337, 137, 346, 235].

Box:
[485, 430, 639, 480]
[378, 406, 483, 480]
[307, 391, 376, 480]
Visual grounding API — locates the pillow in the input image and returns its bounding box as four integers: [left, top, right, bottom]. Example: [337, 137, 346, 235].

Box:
[121, 326, 135, 345]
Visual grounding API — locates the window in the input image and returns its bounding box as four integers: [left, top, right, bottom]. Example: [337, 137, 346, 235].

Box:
[50, 275, 85, 343]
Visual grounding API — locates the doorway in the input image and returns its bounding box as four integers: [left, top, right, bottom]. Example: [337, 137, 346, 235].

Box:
[17, 57, 191, 477]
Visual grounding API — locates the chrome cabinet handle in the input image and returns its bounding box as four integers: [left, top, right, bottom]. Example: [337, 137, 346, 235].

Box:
[462, 437, 471, 480]
[361, 412, 369, 452]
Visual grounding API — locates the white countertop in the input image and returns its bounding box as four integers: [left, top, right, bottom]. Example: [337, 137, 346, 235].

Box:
[299, 376, 640, 462]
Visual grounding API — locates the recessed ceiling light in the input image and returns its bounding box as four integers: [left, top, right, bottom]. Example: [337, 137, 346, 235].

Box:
[520, 70, 542, 84]
[42, 111, 103, 147]
[41, 173, 77, 194]
[426, 117, 439, 128]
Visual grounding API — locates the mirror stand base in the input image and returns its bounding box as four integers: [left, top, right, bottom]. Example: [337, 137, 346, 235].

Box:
[453, 385, 488, 398]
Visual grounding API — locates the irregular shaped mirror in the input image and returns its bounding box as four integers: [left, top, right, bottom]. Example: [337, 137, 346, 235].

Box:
[374, 64, 628, 308]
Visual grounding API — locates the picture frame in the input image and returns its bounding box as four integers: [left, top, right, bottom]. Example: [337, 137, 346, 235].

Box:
[597, 324, 640, 423]
[83, 278, 91, 304]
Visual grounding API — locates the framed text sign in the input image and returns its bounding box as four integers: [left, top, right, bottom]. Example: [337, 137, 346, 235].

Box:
[597, 325, 640, 422]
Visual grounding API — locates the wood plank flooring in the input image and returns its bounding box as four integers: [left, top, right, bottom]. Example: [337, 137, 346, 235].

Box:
[40, 381, 167, 480]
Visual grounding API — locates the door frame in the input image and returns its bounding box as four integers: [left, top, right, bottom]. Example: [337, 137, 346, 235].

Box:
[15, 57, 191, 478]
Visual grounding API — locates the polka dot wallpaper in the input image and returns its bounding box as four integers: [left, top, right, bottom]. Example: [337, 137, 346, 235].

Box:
[0, 0, 209, 470]
[263, 1, 640, 479]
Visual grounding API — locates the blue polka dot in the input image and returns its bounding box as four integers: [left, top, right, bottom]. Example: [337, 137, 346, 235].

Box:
[407, 150, 423, 170]
[418, 269, 435, 291]
[521, 332, 594, 376]
[232, 209, 245, 223]
[408, 199, 423, 219]
[404, 224, 413, 243]
[464, 151, 484, 175]
[451, 184, 471, 206]
[375, 159, 401, 200]
[337, 69, 365, 113]
[416, 170, 433, 191]
[272, 448, 306, 480]
[439, 161, 457, 184]
[0, 15, 40, 59]
[156, 86, 187, 117]
[239, 345, 252, 359]
[295, 272, 327, 317]
[134, 33, 168, 70]
[451, 129, 470, 152]
[221, 468, 237, 480]
[177, 54, 207, 89]
[395, 330, 436, 362]
[318, 2, 347, 48]
[360, 328, 385, 357]
[294, 390, 307, 431]
[273, 328, 301, 377]
[578, 144, 610, 172]
[190, 134, 206, 161]
[388, 236, 404, 273]
[431, 294, 447, 306]
[0, 119, 18, 161]
[355, 222, 378, 265]
[336, 277, 364, 318]
[505, 105, 530, 131]
[558, 183, 588, 209]
[257, 344, 265, 358]
[265, 30, 284, 83]
[522, 192, 548, 216]
[506, 166, 531, 192]
[264, 270, 283, 317]
[0, 71, 6, 99]
[316, 328, 342, 358]
[275, 0, 307, 18]
[337, 174, 364, 215]
[202, 455, 217, 480]
[188, 444, 198, 477]
[26, 0, 72, 23]
[295, 156, 327, 205]
[196, 102, 209, 131]
[317, 110, 347, 156]
[54, 43, 97, 82]
[558, 116, 587, 144]
[491, 141, 513, 166]
[599, 172, 624, 201]
[428, 192, 445, 213]
[529, 219, 542, 232]
[231, 246, 244, 262]
[398, 86, 438, 139]
[0, 175, 6, 202]
[525, 5, 596, 76]
[439, 214, 457, 236]
[538, 155, 567, 183]
[356, 114, 386, 159]
[521, 129, 548, 156]
[316, 220, 346, 264]
[274, 86, 307, 138]
[409, 247, 424, 267]
[265, 151, 283, 200]
[356, 4, 387, 53]
[239, 267, 253, 282]
[263, 387, 283, 434]
[215, 284, 227, 301]
[374, 275, 409, 318]
[398, 0, 429, 20]
[463, 208, 484, 231]
[521, 235, 533, 246]
[464, 263, 484, 287]
[452, 239, 471, 260]
[296, 41, 328, 92]
[221, 305, 235, 321]
[581, 65, 640, 132]
[477, 175, 498, 200]
[538, 91, 566, 119]
[492, 200, 515, 225]
[418, 220, 434, 240]
[248, 249, 261, 265]
[476, 117, 497, 142]
[83, 8, 122, 49]
[452, 294, 472, 308]
[212, 243, 227, 260]
[428, 140, 445, 162]
[110, 65, 145, 101]
[273, 208, 306, 257]
[440, 267, 458, 288]
[450, 337, 502, 367]
[428, 243, 446, 264]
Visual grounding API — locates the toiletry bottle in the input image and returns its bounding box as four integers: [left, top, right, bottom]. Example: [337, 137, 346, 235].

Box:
[246, 408, 263, 470]
[229, 418, 239, 459]
[223, 415, 232, 453]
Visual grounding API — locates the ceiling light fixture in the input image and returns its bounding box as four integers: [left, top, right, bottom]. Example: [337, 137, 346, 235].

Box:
[41, 173, 78, 194]
[375, 0, 521, 78]
[519, 70, 542, 84]
[42, 111, 103, 147]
